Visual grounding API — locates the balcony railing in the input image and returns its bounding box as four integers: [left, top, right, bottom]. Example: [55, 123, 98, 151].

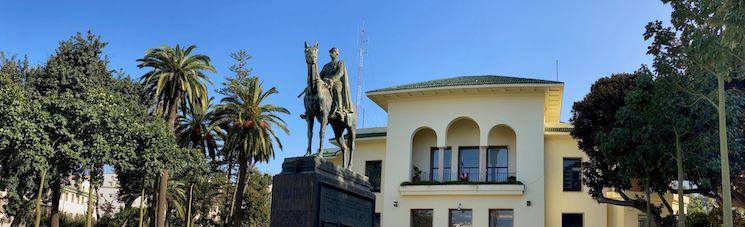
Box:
[410, 171, 517, 184]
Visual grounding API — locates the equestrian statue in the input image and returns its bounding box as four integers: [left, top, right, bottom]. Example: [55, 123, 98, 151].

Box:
[300, 42, 357, 169]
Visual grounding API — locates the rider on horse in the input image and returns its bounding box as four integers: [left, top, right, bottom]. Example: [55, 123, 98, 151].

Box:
[319, 47, 354, 121]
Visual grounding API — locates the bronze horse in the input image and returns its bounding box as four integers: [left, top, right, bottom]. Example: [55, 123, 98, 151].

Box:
[302, 42, 357, 169]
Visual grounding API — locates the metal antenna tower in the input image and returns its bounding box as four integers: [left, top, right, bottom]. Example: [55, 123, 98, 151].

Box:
[356, 19, 367, 128]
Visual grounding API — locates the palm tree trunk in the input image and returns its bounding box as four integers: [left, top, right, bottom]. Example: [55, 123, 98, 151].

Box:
[228, 172, 238, 222]
[86, 177, 94, 227]
[167, 92, 182, 129]
[186, 184, 193, 227]
[156, 89, 180, 227]
[225, 152, 234, 205]
[717, 75, 733, 227]
[156, 169, 169, 227]
[139, 188, 145, 227]
[33, 168, 47, 227]
[231, 151, 249, 227]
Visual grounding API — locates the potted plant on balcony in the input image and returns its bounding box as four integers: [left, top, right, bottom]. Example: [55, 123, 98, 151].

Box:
[458, 172, 469, 182]
[412, 166, 422, 182]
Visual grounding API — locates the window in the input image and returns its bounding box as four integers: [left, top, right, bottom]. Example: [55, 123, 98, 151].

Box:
[430, 147, 452, 181]
[489, 209, 513, 227]
[637, 213, 649, 227]
[458, 147, 479, 181]
[487, 147, 509, 182]
[563, 158, 582, 191]
[449, 209, 472, 227]
[562, 213, 583, 227]
[411, 209, 433, 227]
[365, 160, 382, 192]
[430, 148, 438, 181]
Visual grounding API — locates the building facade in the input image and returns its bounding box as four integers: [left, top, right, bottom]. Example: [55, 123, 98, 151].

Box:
[326, 75, 682, 227]
[0, 173, 128, 226]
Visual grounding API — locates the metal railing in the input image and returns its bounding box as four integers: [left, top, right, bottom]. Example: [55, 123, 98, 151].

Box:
[410, 171, 516, 183]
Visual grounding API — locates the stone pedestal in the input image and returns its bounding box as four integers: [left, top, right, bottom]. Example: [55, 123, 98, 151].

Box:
[270, 156, 375, 227]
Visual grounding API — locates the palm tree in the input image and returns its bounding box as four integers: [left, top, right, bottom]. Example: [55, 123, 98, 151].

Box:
[137, 44, 215, 227]
[138, 44, 215, 128]
[176, 100, 222, 163]
[214, 77, 289, 226]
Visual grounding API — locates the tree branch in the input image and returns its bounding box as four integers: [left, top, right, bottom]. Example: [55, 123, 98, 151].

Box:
[657, 191, 674, 215]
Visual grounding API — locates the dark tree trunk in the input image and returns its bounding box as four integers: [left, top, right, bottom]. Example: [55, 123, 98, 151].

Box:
[156, 169, 169, 227]
[151, 179, 158, 227]
[50, 181, 61, 227]
[231, 151, 248, 227]
[95, 187, 101, 221]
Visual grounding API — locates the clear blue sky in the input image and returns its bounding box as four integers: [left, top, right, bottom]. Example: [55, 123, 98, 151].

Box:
[1, 0, 671, 175]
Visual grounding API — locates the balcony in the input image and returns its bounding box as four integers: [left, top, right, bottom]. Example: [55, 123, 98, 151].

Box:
[399, 171, 524, 196]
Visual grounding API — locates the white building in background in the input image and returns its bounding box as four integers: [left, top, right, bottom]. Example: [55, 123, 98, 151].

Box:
[57, 178, 99, 218]
[97, 173, 126, 213]
[0, 173, 128, 226]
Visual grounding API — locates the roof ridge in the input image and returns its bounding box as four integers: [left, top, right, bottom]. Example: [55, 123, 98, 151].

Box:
[367, 74, 562, 93]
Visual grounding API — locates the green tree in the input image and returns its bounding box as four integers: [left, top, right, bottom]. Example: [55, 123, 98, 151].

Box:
[137, 44, 215, 128]
[571, 70, 745, 226]
[649, 1, 745, 225]
[137, 44, 215, 227]
[214, 73, 288, 226]
[24, 32, 134, 227]
[237, 169, 272, 227]
[0, 60, 51, 227]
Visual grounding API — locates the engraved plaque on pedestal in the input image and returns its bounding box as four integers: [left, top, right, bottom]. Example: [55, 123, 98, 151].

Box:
[270, 156, 375, 227]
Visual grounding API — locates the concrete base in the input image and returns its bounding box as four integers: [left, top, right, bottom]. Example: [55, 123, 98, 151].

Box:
[270, 155, 375, 227]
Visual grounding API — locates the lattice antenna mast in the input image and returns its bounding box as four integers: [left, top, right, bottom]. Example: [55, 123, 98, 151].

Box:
[356, 19, 367, 127]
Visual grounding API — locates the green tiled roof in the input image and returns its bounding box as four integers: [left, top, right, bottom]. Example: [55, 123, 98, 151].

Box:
[368, 75, 562, 93]
[322, 148, 341, 158]
[356, 127, 387, 138]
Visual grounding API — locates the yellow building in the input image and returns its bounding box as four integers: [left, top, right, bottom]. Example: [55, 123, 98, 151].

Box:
[326, 75, 678, 227]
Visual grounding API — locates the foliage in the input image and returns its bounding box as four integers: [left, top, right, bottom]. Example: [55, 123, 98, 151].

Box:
[0, 34, 280, 227]
[686, 209, 745, 227]
[571, 0, 745, 225]
[572, 69, 744, 225]
[213, 52, 289, 225]
[39, 213, 87, 227]
[0, 32, 217, 227]
[236, 170, 272, 227]
[687, 195, 714, 214]
[214, 75, 289, 168]
[569, 72, 638, 199]
[650, 0, 745, 224]
[137, 44, 215, 128]
[176, 101, 222, 164]
[0, 56, 51, 225]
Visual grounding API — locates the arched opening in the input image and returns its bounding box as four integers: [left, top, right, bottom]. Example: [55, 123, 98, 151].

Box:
[487, 125, 517, 182]
[446, 118, 480, 181]
[411, 127, 437, 181]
